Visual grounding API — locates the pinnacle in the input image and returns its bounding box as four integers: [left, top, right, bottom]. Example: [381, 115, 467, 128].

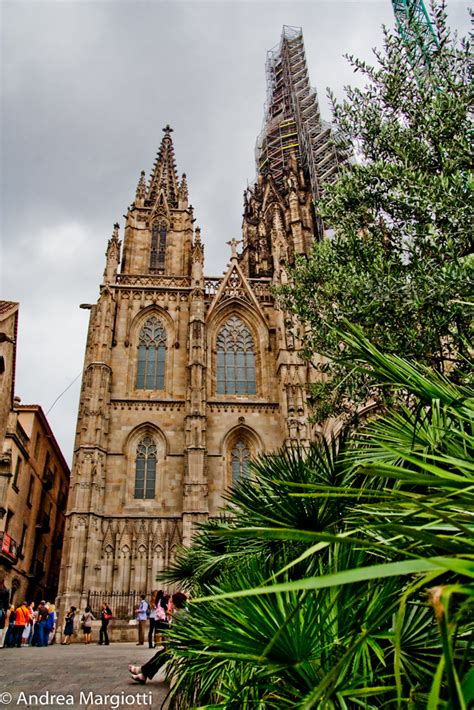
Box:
[146, 126, 179, 208]
[135, 170, 146, 202]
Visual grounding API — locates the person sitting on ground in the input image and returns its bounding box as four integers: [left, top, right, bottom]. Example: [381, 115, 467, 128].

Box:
[128, 591, 188, 684]
[62, 606, 76, 645]
[81, 606, 95, 644]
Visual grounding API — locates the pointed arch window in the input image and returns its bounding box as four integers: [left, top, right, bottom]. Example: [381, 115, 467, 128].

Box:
[150, 222, 167, 272]
[231, 440, 251, 483]
[134, 436, 157, 499]
[216, 316, 256, 395]
[136, 317, 166, 390]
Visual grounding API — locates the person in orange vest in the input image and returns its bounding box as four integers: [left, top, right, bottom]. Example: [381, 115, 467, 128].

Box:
[14, 601, 32, 648]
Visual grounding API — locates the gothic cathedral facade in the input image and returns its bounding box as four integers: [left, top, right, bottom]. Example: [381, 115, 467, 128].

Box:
[58, 25, 339, 609]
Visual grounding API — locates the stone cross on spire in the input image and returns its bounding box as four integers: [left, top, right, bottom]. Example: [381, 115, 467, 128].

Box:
[163, 124, 173, 135]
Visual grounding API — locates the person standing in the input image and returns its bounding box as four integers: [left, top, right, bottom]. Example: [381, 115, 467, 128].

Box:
[46, 603, 57, 644]
[13, 601, 31, 647]
[155, 593, 170, 646]
[24, 602, 35, 646]
[62, 606, 76, 645]
[0, 578, 10, 647]
[36, 601, 49, 647]
[80, 606, 95, 644]
[98, 601, 112, 646]
[3, 605, 16, 647]
[135, 594, 149, 646]
[147, 591, 160, 649]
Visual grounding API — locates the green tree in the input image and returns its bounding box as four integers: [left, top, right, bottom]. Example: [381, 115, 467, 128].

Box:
[159, 326, 473, 709]
[279, 2, 473, 420]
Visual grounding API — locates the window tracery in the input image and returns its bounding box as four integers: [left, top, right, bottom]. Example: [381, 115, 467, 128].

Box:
[136, 317, 166, 390]
[134, 435, 157, 499]
[216, 316, 256, 395]
[231, 440, 251, 483]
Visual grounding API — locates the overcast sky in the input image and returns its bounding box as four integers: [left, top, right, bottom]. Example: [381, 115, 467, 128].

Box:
[1, 0, 470, 466]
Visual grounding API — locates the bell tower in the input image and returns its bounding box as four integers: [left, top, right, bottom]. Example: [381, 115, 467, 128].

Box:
[121, 125, 193, 277]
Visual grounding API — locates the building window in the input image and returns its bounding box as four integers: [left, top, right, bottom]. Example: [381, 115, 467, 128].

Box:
[27, 474, 34, 507]
[134, 436, 157, 499]
[150, 223, 167, 272]
[231, 441, 251, 483]
[34, 433, 41, 459]
[4, 509, 14, 533]
[12, 457, 22, 490]
[19, 524, 28, 556]
[136, 317, 167, 390]
[216, 316, 256, 394]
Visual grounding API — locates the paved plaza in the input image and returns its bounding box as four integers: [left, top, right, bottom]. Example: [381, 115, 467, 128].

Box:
[0, 643, 169, 710]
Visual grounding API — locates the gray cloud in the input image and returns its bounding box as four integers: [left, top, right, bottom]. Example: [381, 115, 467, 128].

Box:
[1, 0, 469, 464]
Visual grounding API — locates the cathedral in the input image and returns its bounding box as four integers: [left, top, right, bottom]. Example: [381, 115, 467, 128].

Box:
[58, 26, 344, 614]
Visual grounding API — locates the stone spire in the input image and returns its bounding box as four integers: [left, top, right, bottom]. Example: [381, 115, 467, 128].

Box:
[135, 170, 146, 206]
[147, 125, 179, 208]
[191, 226, 204, 285]
[103, 222, 121, 283]
[178, 173, 189, 209]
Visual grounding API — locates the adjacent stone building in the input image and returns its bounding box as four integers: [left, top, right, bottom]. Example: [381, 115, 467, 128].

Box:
[0, 301, 70, 605]
[58, 27, 340, 617]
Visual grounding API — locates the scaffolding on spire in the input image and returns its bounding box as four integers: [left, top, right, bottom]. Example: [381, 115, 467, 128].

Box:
[391, 0, 438, 69]
[256, 26, 347, 202]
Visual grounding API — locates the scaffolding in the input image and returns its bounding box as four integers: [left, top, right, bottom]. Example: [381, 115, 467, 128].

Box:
[391, 0, 438, 69]
[256, 26, 347, 201]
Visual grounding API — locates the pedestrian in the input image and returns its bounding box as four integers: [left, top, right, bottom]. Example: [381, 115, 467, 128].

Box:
[24, 602, 35, 646]
[3, 605, 16, 647]
[135, 594, 149, 646]
[13, 601, 32, 648]
[147, 590, 160, 649]
[80, 606, 95, 644]
[62, 606, 76, 645]
[98, 601, 112, 646]
[0, 578, 10, 647]
[129, 592, 188, 684]
[155, 593, 170, 646]
[36, 601, 49, 647]
[31, 604, 40, 646]
[46, 603, 57, 644]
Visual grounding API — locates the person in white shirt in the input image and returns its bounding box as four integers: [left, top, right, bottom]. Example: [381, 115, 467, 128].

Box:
[135, 594, 149, 646]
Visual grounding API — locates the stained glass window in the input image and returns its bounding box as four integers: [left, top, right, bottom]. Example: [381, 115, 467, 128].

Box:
[136, 317, 166, 390]
[134, 436, 157, 499]
[231, 441, 251, 483]
[216, 316, 256, 394]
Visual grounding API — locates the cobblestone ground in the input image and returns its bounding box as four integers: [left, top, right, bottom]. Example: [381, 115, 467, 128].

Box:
[0, 643, 169, 710]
